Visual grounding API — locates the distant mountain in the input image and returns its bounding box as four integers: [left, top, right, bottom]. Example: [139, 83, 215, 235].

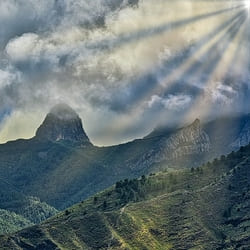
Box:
[1, 143, 250, 249]
[35, 103, 91, 145]
[204, 114, 250, 154]
[0, 105, 250, 212]
[125, 118, 210, 172]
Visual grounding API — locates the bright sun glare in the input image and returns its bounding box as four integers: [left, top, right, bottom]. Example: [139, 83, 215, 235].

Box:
[245, 0, 250, 14]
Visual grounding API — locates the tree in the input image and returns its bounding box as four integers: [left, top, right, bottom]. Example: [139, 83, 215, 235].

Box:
[213, 158, 219, 165]
[229, 151, 235, 159]
[124, 179, 129, 185]
[115, 181, 122, 189]
[220, 155, 226, 161]
[141, 175, 146, 184]
[223, 207, 231, 218]
[103, 200, 107, 210]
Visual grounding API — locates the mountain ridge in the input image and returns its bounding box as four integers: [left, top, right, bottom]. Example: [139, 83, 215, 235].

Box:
[0, 106, 250, 210]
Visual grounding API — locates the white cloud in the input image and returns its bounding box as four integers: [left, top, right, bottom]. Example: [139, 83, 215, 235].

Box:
[148, 94, 192, 111]
[0, 68, 19, 88]
[209, 82, 238, 104]
[6, 33, 40, 62]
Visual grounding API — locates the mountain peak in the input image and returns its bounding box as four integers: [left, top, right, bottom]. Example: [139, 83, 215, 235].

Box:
[49, 103, 78, 120]
[192, 118, 200, 125]
[189, 118, 201, 129]
[35, 104, 91, 145]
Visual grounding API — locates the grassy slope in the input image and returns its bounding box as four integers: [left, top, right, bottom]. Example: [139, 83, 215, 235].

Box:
[1, 145, 250, 249]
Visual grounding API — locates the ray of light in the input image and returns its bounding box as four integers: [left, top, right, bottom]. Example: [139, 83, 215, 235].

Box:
[136, 10, 247, 132]
[115, 10, 246, 111]
[82, 4, 244, 56]
[182, 14, 247, 124]
[156, 10, 246, 88]
[79, 1, 249, 144]
[99, 8, 247, 135]
[126, 11, 244, 100]
[244, 0, 250, 14]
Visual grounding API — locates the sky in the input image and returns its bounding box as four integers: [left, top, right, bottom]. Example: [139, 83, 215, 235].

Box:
[0, 0, 250, 146]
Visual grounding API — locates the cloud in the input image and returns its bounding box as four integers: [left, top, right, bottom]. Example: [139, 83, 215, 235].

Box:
[211, 83, 238, 104]
[0, 68, 19, 88]
[6, 33, 40, 62]
[0, 0, 249, 145]
[0, 0, 135, 48]
[148, 94, 192, 111]
[0, 0, 56, 49]
[201, 82, 238, 106]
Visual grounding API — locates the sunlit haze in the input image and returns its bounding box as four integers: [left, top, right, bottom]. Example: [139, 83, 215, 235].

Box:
[0, 0, 249, 146]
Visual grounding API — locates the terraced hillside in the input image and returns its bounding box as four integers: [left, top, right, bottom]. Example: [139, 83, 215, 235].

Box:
[1, 144, 250, 249]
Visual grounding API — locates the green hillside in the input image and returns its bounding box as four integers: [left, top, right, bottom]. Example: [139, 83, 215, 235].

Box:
[0, 178, 57, 234]
[1, 144, 250, 249]
[0, 209, 32, 235]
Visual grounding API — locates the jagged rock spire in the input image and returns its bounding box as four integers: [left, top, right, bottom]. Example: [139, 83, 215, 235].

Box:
[35, 103, 91, 145]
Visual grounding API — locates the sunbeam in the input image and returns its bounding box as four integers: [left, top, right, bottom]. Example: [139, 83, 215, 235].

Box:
[245, 0, 250, 14]
[0, 0, 250, 146]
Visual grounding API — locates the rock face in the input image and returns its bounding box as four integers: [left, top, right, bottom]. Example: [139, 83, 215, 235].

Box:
[35, 104, 91, 145]
[127, 119, 210, 171]
[162, 119, 210, 159]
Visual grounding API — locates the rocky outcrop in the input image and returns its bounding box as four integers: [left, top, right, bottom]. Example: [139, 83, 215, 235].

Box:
[35, 103, 91, 145]
[127, 119, 210, 171]
[160, 119, 210, 159]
